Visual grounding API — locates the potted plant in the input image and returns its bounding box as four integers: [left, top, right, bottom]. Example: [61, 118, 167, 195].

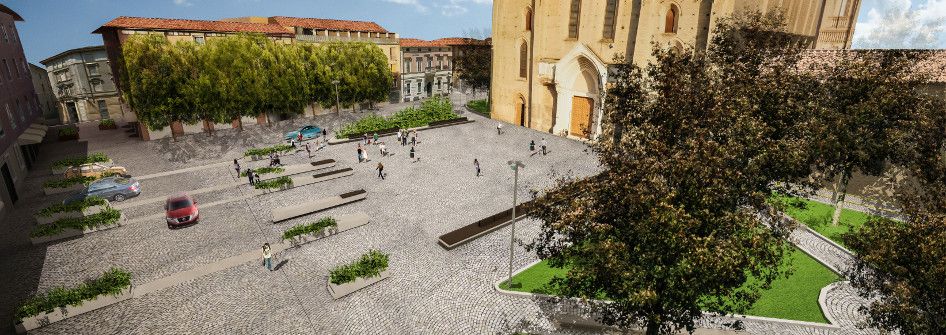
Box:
[57, 127, 79, 141]
[98, 119, 117, 130]
[327, 250, 390, 299]
[282, 217, 338, 246]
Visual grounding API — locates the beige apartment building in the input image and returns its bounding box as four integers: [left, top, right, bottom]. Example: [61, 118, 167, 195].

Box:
[491, 0, 861, 139]
[93, 16, 399, 140]
[40, 46, 123, 125]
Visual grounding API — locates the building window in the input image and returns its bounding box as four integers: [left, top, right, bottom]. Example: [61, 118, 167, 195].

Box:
[568, 0, 582, 39]
[5, 104, 14, 129]
[92, 80, 103, 92]
[194, 36, 205, 44]
[405, 59, 411, 73]
[302, 28, 314, 35]
[838, 0, 848, 16]
[2, 59, 10, 80]
[427, 57, 432, 70]
[603, 0, 619, 40]
[55, 70, 69, 82]
[525, 8, 533, 31]
[665, 4, 680, 34]
[519, 42, 528, 78]
[87, 63, 99, 76]
[415, 57, 423, 71]
[98, 100, 109, 119]
[417, 81, 421, 92]
[406, 81, 411, 94]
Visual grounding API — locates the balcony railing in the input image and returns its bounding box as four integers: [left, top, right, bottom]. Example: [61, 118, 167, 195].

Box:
[295, 34, 398, 45]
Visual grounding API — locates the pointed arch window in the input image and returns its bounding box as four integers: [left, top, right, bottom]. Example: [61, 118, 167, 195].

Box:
[603, 0, 619, 40]
[665, 4, 679, 34]
[519, 42, 528, 78]
[525, 8, 533, 31]
[568, 0, 582, 39]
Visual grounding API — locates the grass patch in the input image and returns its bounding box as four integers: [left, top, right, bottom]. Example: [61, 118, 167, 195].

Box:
[336, 96, 456, 139]
[775, 196, 874, 248]
[51, 153, 109, 168]
[467, 99, 489, 117]
[254, 176, 292, 190]
[500, 249, 838, 323]
[329, 250, 389, 285]
[15, 268, 131, 321]
[240, 166, 283, 177]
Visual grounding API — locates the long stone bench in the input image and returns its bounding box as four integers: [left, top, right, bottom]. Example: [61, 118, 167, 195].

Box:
[271, 189, 367, 223]
[438, 200, 533, 250]
[256, 159, 335, 181]
[253, 168, 354, 196]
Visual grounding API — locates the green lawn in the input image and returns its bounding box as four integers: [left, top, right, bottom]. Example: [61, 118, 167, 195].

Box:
[778, 196, 874, 248]
[467, 99, 489, 117]
[500, 249, 838, 323]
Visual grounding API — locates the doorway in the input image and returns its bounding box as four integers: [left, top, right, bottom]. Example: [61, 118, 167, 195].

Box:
[66, 102, 78, 124]
[1, 163, 17, 204]
[570, 96, 594, 138]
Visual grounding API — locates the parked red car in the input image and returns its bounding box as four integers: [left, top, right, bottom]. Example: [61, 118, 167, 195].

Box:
[165, 193, 199, 228]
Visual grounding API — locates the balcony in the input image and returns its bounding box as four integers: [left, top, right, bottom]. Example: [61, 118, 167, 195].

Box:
[295, 34, 398, 45]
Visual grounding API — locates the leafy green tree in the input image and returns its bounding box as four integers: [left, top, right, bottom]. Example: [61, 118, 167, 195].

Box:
[526, 13, 816, 334]
[452, 43, 491, 97]
[122, 34, 192, 139]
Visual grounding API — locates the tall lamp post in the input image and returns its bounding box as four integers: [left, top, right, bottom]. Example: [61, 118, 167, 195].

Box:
[506, 160, 525, 288]
[331, 80, 341, 114]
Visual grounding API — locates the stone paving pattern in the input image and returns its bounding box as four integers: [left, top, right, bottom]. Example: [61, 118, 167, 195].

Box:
[0, 95, 880, 335]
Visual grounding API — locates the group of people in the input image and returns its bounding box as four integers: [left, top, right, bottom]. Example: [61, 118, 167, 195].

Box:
[529, 138, 549, 156]
[234, 159, 263, 185]
[289, 128, 330, 159]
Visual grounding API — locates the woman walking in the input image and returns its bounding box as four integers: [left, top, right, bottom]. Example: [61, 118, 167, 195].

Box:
[379, 142, 387, 157]
[261, 243, 273, 271]
[233, 159, 241, 177]
[474, 159, 481, 177]
[376, 162, 385, 180]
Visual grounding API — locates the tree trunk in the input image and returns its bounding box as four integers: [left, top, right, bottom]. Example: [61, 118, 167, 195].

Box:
[645, 320, 660, 335]
[831, 171, 851, 226]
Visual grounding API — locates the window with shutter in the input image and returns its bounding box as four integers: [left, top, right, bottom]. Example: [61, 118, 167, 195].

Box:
[519, 42, 528, 78]
[568, 0, 582, 39]
[603, 0, 619, 40]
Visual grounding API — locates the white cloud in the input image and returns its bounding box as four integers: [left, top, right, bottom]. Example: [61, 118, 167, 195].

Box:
[173, 0, 194, 6]
[381, 0, 490, 16]
[382, 0, 429, 13]
[853, 0, 946, 48]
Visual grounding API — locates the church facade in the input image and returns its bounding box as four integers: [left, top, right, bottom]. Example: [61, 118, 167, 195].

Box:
[490, 0, 861, 139]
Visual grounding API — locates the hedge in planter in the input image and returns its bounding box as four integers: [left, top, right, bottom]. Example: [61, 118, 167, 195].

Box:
[36, 196, 107, 217]
[30, 207, 122, 238]
[99, 119, 117, 130]
[14, 268, 131, 322]
[254, 176, 292, 190]
[58, 127, 79, 140]
[240, 166, 284, 177]
[329, 250, 389, 285]
[43, 175, 97, 189]
[282, 217, 337, 241]
[244, 144, 294, 158]
[52, 153, 110, 169]
[336, 97, 457, 139]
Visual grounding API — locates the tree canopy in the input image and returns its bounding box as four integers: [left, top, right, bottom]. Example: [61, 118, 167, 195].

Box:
[121, 34, 393, 132]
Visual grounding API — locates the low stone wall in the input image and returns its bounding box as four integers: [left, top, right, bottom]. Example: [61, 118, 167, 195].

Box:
[14, 288, 133, 334]
[327, 270, 390, 299]
[271, 190, 367, 223]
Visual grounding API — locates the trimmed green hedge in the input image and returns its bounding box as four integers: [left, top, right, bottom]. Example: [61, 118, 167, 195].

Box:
[58, 127, 78, 136]
[14, 268, 131, 321]
[254, 176, 292, 190]
[467, 99, 489, 117]
[99, 119, 116, 127]
[52, 153, 109, 168]
[282, 217, 337, 240]
[43, 176, 97, 189]
[244, 144, 293, 157]
[30, 207, 122, 237]
[329, 250, 389, 285]
[240, 166, 284, 177]
[336, 96, 456, 139]
[36, 196, 107, 217]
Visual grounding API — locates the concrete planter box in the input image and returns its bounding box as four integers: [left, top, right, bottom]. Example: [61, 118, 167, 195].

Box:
[286, 212, 370, 247]
[34, 205, 108, 225]
[328, 119, 476, 146]
[42, 183, 85, 196]
[254, 183, 293, 196]
[50, 159, 113, 175]
[14, 288, 132, 334]
[327, 269, 390, 299]
[271, 189, 367, 223]
[30, 213, 126, 245]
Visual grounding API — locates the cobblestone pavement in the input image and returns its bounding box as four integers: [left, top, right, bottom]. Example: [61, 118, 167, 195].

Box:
[2, 108, 879, 335]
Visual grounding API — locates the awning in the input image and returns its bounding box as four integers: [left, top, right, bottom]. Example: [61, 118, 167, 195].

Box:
[29, 123, 48, 132]
[24, 127, 45, 136]
[17, 132, 44, 145]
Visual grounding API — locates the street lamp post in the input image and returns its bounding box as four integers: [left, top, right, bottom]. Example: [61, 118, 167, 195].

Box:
[331, 80, 340, 114]
[506, 160, 525, 288]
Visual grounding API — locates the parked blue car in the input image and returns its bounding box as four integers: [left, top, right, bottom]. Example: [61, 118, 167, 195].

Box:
[284, 125, 322, 141]
[64, 176, 141, 204]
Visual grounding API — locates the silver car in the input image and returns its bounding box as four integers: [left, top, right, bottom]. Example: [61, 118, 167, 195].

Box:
[64, 176, 141, 204]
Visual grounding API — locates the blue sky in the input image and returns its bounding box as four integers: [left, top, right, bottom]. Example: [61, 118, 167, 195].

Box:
[5, 0, 945, 65]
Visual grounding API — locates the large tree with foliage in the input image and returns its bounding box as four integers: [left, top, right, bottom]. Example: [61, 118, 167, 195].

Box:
[122, 34, 193, 138]
[525, 13, 817, 334]
[452, 30, 491, 97]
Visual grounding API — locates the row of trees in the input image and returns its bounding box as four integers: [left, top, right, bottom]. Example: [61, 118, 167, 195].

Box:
[527, 11, 946, 335]
[121, 34, 393, 134]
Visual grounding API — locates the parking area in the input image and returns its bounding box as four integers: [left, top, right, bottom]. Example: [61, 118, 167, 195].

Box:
[0, 108, 607, 334]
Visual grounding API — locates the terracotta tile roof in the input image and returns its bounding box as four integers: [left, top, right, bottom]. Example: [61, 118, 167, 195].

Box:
[400, 37, 489, 48]
[0, 4, 23, 21]
[92, 16, 293, 36]
[269, 16, 389, 33]
[800, 49, 946, 83]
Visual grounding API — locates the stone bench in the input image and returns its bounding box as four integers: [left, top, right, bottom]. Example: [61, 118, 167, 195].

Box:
[271, 189, 367, 223]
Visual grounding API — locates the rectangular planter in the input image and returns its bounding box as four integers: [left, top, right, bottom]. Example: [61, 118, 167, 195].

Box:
[286, 212, 370, 247]
[271, 190, 367, 223]
[30, 213, 126, 245]
[42, 183, 86, 196]
[33, 205, 108, 225]
[327, 269, 390, 299]
[14, 288, 132, 334]
[50, 159, 113, 175]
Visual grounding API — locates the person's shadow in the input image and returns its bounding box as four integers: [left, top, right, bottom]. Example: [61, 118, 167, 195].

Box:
[273, 259, 289, 271]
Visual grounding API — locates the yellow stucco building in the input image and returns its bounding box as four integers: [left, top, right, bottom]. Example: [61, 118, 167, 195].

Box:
[490, 0, 862, 139]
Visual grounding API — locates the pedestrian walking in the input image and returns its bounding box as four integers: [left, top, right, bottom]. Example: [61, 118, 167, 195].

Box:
[297, 132, 303, 142]
[396, 130, 402, 145]
[401, 131, 408, 146]
[373, 132, 379, 143]
[379, 142, 386, 157]
[376, 162, 385, 180]
[273, 153, 282, 166]
[262, 243, 273, 271]
[305, 142, 311, 158]
[247, 168, 255, 185]
[322, 129, 327, 138]
[411, 131, 417, 146]
[474, 159, 481, 177]
[541, 138, 548, 155]
[357, 147, 363, 163]
[409, 146, 416, 161]
[362, 146, 369, 162]
[233, 159, 241, 176]
[497, 123, 502, 135]
[290, 138, 296, 148]
[529, 140, 535, 152]
[363, 133, 368, 145]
